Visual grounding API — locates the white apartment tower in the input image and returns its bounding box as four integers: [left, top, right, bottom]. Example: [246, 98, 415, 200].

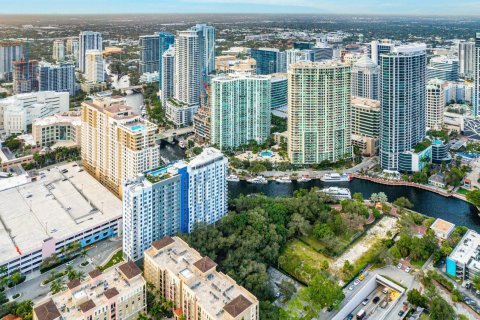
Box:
[459, 41, 475, 80]
[79, 31, 102, 73]
[426, 78, 446, 131]
[351, 55, 379, 100]
[161, 46, 175, 105]
[52, 39, 65, 62]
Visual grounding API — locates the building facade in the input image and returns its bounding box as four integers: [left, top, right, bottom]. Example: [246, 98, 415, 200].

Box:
[38, 62, 76, 95]
[379, 44, 427, 170]
[369, 40, 395, 65]
[270, 73, 288, 109]
[32, 111, 81, 148]
[85, 50, 104, 83]
[210, 74, 271, 150]
[52, 39, 65, 62]
[351, 97, 380, 156]
[79, 31, 102, 73]
[426, 78, 446, 131]
[81, 102, 159, 197]
[351, 55, 379, 100]
[0, 42, 23, 81]
[426, 56, 459, 82]
[192, 24, 216, 74]
[161, 46, 175, 105]
[12, 59, 38, 94]
[474, 32, 480, 116]
[459, 41, 475, 80]
[158, 32, 175, 90]
[144, 236, 259, 320]
[139, 34, 160, 74]
[251, 48, 286, 75]
[33, 261, 146, 320]
[288, 61, 352, 164]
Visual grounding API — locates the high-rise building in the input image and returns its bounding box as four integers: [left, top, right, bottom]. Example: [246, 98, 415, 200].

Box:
[38, 62, 76, 95]
[79, 31, 102, 73]
[166, 30, 202, 126]
[65, 37, 79, 60]
[12, 59, 39, 94]
[85, 50, 104, 83]
[351, 55, 379, 100]
[139, 34, 160, 74]
[426, 78, 447, 131]
[288, 61, 352, 165]
[270, 73, 288, 109]
[293, 42, 314, 50]
[351, 97, 380, 156]
[81, 102, 159, 197]
[427, 56, 459, 81]
[192, 24, 216, 74]
[0, 42, 23, 81]
[474, 32, 480, 116]
[379, 44, 427, 170]
[33, 261, 146, 320]
[210, 73, 271, 150]
[123, 148, 228, 261]
[52, 39, 65, 62]
[459, 41, 475, 80]
[161, 46, 175, 105]
[0, 91, 69, 137]
[32, 111, 81, 148]
[143, 236, 259, 320]
[285, 49, 315, 69]
[158, 32, 175, 89]
[251, 48, 286, 75]
[369, 40, 395, 65]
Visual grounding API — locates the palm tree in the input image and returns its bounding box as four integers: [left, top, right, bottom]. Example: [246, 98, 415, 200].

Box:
[79, 249, 88, 259]
[65, 266, 75, 280]
[50, 278, 66, 294]
[0, 266, 7, 278]
[71, 271, 86, 282]
[47, 271, 58, 283]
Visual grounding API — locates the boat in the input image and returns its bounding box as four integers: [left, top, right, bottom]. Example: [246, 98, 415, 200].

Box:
[247, 176, 268, 184]
[320, 173, 350, 182]
[319, 187, 352, 200]
[297, 176, 312, 183]
[179, 140, 185, 149]
[226, 174, 240, 182]
[275, 176, 292, 183]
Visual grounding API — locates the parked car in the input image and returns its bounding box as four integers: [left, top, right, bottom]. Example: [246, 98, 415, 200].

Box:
[373, 296, 380, 304]
[348, 285, 354, 291]
[362, 298, 369, 305]
[382, 288, 389, 294]
[398, 310, 405, 316]
[405, 267, 411, 273]
[354, 279, 360, 286]
[397, 263, 402, 269]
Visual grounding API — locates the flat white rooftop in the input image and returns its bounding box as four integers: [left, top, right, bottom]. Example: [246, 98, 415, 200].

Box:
[450, 229, 480, 266]
[0, 162, 122, 263]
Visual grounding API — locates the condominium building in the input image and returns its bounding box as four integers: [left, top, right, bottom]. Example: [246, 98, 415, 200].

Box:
[38, 62, 76, 95]
[0, 91, 69, 137]
[123, 148, 228, 261]
[158, 32, 175, 90]
[161, 46, 175, 105]
[192, 24, 216, 74]
[474, 32, 480, 116]
[427, 56, 459, 81]
[139, 34, 160, 74]
[0, 42, 23, 80]
[270, 73, 288, 109]
[447, 229, 480, 281]
[65, 37, 79, 60]
[13, 59, 39, 94]
[215, 56, 256, 75]
[81, 102, 159, 197]
[426, 78, 447, 130]
[33, 261, 146, 320]
[351, 55, 379, 100]
[287, 61, 352, 164]
[251, 48, 286, 75]
[79, 31, 102, 73]
[459, 41, 475, 79]
[85, 50, 104, 83]
[351, 97, 380, 156]
[369, 40, 395, 65]
[379, 44, 427, 170]
[210, 73, 271, 150]
[144, 236, 259, 320]
[32, 111, 81, 148]
[285, 49, 314, 69]
[52, 39, 65, 62]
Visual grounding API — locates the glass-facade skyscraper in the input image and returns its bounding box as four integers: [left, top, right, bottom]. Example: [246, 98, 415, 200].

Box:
[158, 32, 174, 89]
[379, 44, 427, 170]
[79, 31, 102, 73]
[474, 32, 480, 116]
[251, 48, 286, 75]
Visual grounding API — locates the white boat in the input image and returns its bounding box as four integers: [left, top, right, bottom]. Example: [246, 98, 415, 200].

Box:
[297, 176, 311, 183]
[319, 187, 352, 200]
[275, 176, 292, 183]
[320, 173, 350, 182]
[247, 176, 268, 184]
[226, 174, 240, 182]
[179, 140, 185, 149]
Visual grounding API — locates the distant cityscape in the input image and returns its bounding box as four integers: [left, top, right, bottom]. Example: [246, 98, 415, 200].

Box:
[1, 12, 480, 320]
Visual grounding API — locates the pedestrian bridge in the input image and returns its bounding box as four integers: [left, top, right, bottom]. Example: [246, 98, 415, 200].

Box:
[157, 126, 194, 142]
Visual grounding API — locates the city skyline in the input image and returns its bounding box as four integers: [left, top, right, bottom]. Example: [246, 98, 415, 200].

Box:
[3, 0, 480, 15]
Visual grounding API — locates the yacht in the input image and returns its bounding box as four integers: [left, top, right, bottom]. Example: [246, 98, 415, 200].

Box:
[320, 173, 350, 182]
[226, 174, 240, 182]
[247, 176, 268, 184]
[297, 176, 312, 183]
[319, 187, 352, 200]
[275, 176, 292, 183]
[179, 140, 185, 149]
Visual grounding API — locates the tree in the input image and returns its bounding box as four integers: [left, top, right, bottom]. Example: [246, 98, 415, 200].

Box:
[393, 196, 413, 209]
[260, 301, 280, 320]
[342, 260, 354, 277]
[429, 295, 455, 320]
[467, 190, 480, 208]
[353, 192, 364, 202]
[278, 280, 296, 303]
[50, 278, 66, 294]
[472, 273, 480, 291]
[287, 213, 311, 237]
[370, 192, 388, 203]
[15, 300, 33, 320]
[407, 289, 428, 308]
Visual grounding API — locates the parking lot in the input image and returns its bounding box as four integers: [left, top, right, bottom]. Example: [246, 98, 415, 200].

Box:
[348, 283, 401, 320]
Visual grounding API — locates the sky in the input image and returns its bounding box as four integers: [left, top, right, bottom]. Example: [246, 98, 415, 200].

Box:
[2, 0, 480, 15]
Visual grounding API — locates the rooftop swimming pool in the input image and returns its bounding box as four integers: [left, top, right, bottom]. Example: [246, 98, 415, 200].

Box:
[131, 125, 144, 131]
[146, 166, 169, 177]
[259, 150, 274, 158]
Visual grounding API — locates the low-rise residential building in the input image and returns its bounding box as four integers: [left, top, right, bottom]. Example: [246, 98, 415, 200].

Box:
[144, 236, 259, 320]
[32, 111, 81, 148]
[33, 261, 146, 320]
[428, 173, 446, 189]
[398, 145, 432, 173]
[430, 218, 455, 240]
[122, 148, 228, 261]
[447, 229, 480, 280]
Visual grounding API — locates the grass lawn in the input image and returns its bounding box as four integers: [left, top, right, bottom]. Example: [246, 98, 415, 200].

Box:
[99, 250, 124, 271]
[278, 239, 331, 285]
[457, 187, 470, 195]
[300, 233, 354, 258]
[410, 259, 426, 268]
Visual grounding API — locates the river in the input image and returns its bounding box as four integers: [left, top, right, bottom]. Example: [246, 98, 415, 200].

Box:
[228, 179, 480, 232]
